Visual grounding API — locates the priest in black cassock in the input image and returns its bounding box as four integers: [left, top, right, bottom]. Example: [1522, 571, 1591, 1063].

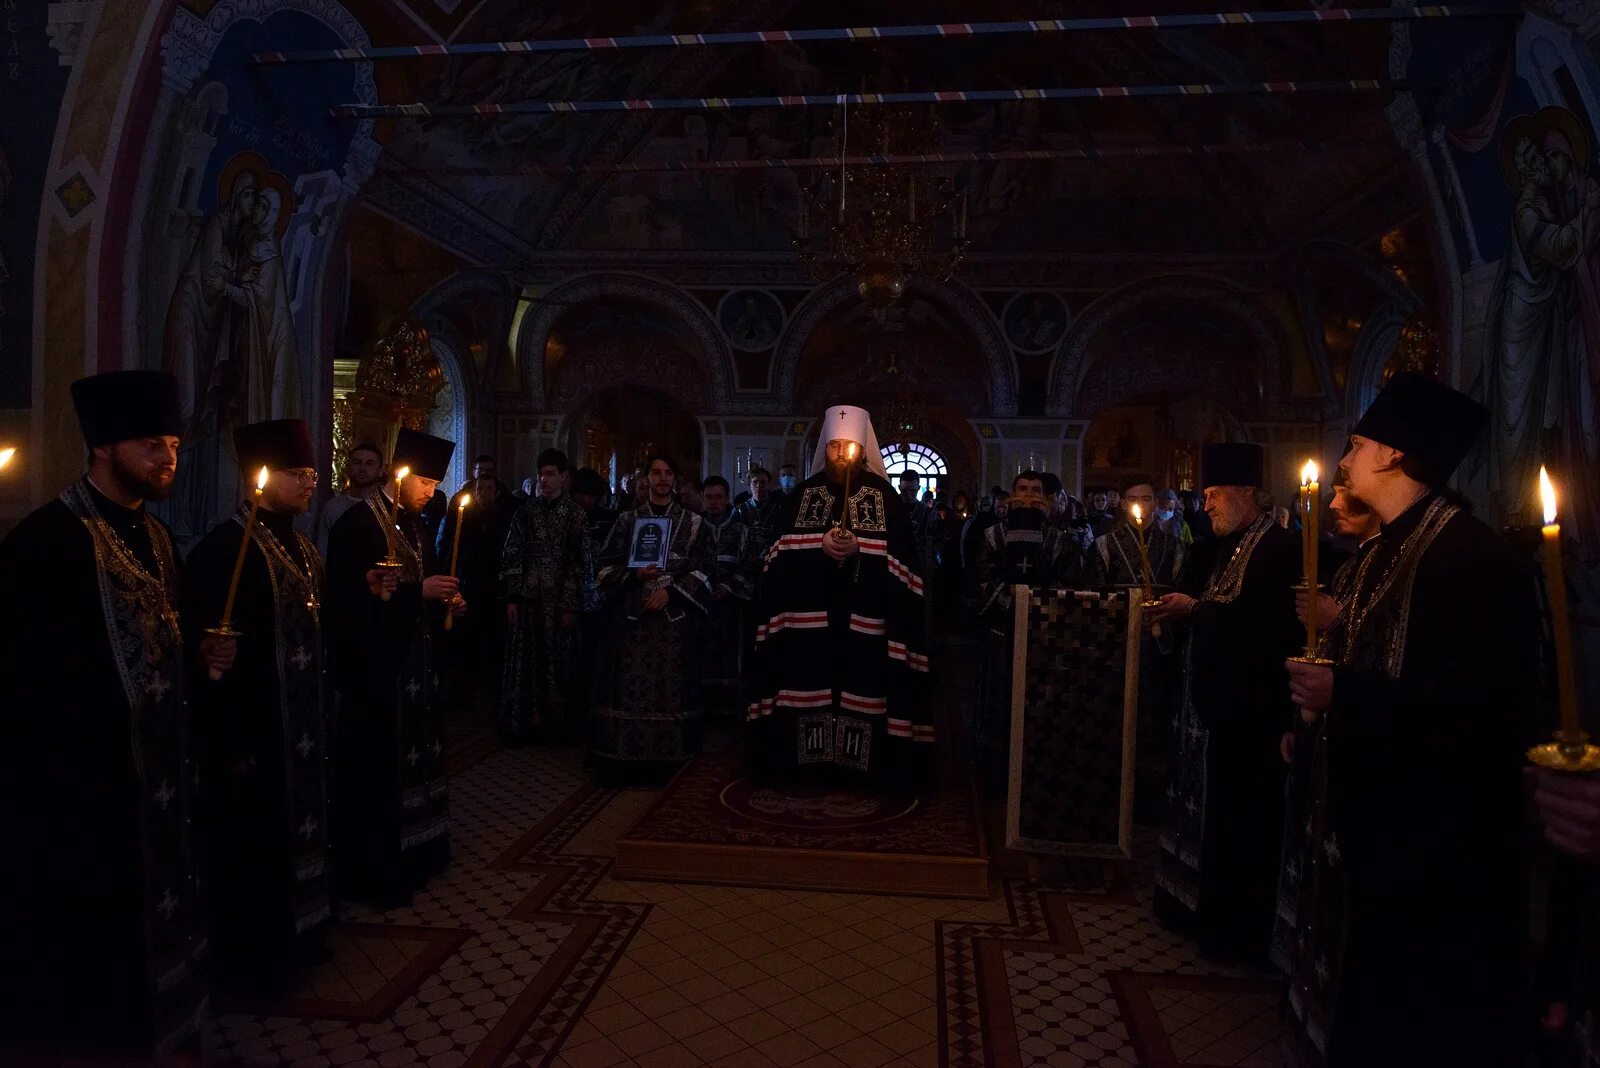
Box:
[182, 418, 331, 994]
[0, 371, 233, 1055]
[1282, 374, 1533, 1067]
[967, 470, 1082, 797]
[746, 405, 934, 794]
[593, 454, 715, 769]
[1145, 442, 1301, 962]
[325, 428, 464, 906]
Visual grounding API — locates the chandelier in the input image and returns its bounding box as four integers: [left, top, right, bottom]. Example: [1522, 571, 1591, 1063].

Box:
[877, 349, 930, 456]
[794, 106, 969, 321]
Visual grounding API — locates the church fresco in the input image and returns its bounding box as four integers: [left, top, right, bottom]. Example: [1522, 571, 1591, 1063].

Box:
[0, 3, 71, 409]
[133, 3, 378, 542]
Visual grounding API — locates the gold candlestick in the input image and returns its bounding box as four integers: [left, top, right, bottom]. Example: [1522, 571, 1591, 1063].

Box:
[1528, 467, 1600, 771]
[1290, 460, 1332, 674]
[206, 466, 269, 680]
[443, 492, 470, 632]
[374, 465, 410, 602]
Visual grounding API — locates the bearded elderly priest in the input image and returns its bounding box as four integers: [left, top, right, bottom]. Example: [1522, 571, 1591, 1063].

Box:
[746, 405, 934, 794]
[325, 428, 465, 906]
[0, 371, 233, 1055]
[1144, 442, 1302, 963]
[1281, 374, 1533, 1068]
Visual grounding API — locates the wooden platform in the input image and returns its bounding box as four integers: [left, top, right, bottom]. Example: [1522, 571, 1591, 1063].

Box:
[614, 753, 989, 898]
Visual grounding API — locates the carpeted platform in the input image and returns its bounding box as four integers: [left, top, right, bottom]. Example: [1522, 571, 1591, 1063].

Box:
[614, 752, 990, 898]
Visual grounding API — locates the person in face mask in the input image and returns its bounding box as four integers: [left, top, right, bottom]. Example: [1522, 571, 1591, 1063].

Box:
[1155, 487, 1191, 545]
[776, 462, 799, 500]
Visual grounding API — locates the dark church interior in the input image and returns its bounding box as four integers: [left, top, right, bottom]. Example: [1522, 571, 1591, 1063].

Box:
[2, 1, 1599, 1065]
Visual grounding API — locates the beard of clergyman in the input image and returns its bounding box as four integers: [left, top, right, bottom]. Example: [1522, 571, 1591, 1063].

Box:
[828, 459, 858, 484]
[110, 450, 175, 503]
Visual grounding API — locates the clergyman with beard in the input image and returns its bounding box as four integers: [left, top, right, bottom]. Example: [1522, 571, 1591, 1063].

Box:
[316, 439, 385, 554]
[1143, 441, 1302, 964]
[182, 419, 333, 997]
[0, 371, 235, 1055]
[746, 405, 935, 794]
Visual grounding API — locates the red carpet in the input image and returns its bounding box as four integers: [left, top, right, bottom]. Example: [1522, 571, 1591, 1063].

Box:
[614, 752, 989, 897]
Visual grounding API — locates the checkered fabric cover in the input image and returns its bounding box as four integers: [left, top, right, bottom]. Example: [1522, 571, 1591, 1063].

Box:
[1008, 589, 1136, 856]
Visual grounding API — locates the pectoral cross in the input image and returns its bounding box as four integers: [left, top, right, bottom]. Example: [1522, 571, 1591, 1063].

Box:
[157, 888, 179, 920]
[296, 732, 314, 758]
[154, 779, 175, 811]
[406, 746, 420, 766]
[291, 645, 311, 671]
[145, 673, 171, 703]
[299, 815, 318, 841]
[1016, 557, 1032, 576]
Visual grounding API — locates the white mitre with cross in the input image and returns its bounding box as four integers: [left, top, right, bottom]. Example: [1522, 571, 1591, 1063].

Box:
[809, 404, 889, 479]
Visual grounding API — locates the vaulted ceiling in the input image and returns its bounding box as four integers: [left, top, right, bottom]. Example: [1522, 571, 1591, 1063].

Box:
[357, 0, 1420, 267]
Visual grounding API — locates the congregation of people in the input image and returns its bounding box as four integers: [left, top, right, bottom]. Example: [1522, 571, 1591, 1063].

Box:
[4, 372, 1600, 1068]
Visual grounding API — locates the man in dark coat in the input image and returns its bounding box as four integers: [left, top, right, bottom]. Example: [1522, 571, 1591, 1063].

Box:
[183, 418, 331, 995]
[0, 371, 232, 1056]
[437, 454, 518, 718]
[1282, 374, 1534, 1066]
[325, 428, 464, 907]
[1145, 442, 1302, 963]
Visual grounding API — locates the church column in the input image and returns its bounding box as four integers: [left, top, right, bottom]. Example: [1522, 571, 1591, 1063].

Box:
[968, 419, 1084, 496]
[702, 417, 814, 485]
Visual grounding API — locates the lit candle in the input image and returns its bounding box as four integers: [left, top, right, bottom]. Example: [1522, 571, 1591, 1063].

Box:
[210, 466, 269, 680]
[375, 465, 411, 602]
[1540, 467, 1582, 747]
[443, 493, 471, 632]
[1300, 460, 1320, 656]
[221, 467, 269, 628]
[0, 446, 15, 471]
[1128, 503, 1156, 601]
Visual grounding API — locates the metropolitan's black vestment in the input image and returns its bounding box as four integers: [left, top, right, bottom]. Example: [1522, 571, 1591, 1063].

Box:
[747, 467, 934, 792]
[184, 505, 331, 992]
[325, 496, 450, 902]
[0, 480, 207, 1052]
[1285, 494, 1532, 1067]
[1154, 512, 1301, 960]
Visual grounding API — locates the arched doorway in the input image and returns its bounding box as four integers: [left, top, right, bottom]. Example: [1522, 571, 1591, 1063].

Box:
[562, 385, 703, 490]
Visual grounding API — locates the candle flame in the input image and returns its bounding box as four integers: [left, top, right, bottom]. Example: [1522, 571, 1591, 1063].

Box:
[1540, 465, 1558, 526]
[459, 493, 472, 510]
[1301, 460, 1319, 486]
[0, 447, 15, 470]
[256, 466, 269, 490]
[395, 466, 410, 481]
[1130, 503, 1143, 524]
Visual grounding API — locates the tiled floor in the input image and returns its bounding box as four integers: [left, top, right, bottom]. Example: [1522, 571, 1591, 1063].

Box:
[200, 739, 1283, 1066]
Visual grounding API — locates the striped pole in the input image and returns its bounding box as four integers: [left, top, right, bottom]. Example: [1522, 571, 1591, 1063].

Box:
[256, 8, 1503, 65]
[376, 140, 1375, 176]
[331, 80, 1409, 120]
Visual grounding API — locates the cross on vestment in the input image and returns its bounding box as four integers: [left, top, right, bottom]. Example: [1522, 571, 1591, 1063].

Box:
[1017, 557, 1033, 575]
[431, 739, 442, 756]
[299, 815, 318, 840]
[296, 732, 314, 758]
[405, 678, 420, 699]
[406, 747, 420, 766]
[291, 645, 311, 671]
[146, 673, 171, 702]
[157, 888, 178, 920]
[154, 779, 175, 810]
